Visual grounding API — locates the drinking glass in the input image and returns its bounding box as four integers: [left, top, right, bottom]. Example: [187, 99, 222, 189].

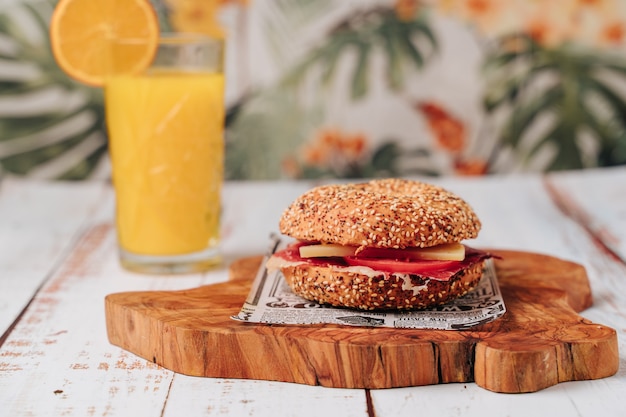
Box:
[105, 34, 225, 274]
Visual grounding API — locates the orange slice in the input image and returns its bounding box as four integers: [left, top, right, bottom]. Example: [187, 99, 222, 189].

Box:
[49, 0, 160, 87]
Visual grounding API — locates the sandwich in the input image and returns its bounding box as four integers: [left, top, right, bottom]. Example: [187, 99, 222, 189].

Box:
[266, 178, 493, 310]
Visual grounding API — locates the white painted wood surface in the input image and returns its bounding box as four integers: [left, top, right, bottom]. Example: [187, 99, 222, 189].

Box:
[0, 168, 625, 417]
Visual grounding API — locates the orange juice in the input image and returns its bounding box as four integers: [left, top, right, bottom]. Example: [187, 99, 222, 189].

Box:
[105, 70, 225, 257]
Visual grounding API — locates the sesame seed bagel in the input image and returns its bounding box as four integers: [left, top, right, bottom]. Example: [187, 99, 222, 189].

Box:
[279, 178, 481, 249]
[280, 260, 485, 311]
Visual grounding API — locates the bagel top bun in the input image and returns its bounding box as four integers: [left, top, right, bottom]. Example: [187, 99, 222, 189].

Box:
[279, 178, 481, 249]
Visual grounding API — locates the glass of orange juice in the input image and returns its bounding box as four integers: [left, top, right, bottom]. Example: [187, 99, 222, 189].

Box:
[105, 34, 225, 274]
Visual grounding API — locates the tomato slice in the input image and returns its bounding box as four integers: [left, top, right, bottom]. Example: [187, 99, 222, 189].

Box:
[344, 257, 458, 274]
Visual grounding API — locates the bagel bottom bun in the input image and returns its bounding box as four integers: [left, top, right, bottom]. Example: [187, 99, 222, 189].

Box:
[278, 259, 485, 311]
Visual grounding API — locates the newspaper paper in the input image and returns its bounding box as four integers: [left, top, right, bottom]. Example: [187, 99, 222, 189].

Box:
[233, 237, 506, 330]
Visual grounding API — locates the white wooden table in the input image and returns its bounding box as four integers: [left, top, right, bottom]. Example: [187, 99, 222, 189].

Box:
[1, 168, 625, 416]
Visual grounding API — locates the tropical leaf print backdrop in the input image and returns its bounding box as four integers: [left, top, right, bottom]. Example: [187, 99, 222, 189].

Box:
[1, 0, 626, 180]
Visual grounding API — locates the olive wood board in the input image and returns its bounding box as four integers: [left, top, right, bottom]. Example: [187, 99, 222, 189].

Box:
[104, 250, 619, 393]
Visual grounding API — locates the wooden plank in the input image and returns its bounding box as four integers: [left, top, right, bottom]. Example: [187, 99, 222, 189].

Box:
[1, 173, 625, 416]
[370, 173, 626, 416]
[220, 181, 312, 258]
[370, 381, 624, 417]
[162, 377, 368, 417]
[0, 217, 178, 416]
[0, 179, 108, 336]
[435, 174, 585, 262]
[541, 169, 626, 369]
[545, 167, 626, 262]
[0, 180, 369, 417]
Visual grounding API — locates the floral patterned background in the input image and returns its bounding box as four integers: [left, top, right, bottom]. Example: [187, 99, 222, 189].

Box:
[2, 0, 626, 180]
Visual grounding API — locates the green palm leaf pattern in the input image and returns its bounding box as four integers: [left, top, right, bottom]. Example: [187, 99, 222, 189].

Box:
[225, 89, 323, 180]
[282, 6, 437, 100]
[225, 4, 438, 179]
[0, 1, 107, 180]
[484, 35, 626, 170]
[0, 1, 179, 180]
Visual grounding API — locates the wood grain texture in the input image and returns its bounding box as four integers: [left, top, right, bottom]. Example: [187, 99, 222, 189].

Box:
[0, 179, 108, 337]
[105, 250, 619, 393]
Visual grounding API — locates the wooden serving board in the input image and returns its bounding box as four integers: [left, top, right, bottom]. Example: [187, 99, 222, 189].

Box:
[104, 250, 619, 393]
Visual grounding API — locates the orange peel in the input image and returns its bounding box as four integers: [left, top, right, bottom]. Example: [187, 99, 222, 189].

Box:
[49, 0, 160, 87]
